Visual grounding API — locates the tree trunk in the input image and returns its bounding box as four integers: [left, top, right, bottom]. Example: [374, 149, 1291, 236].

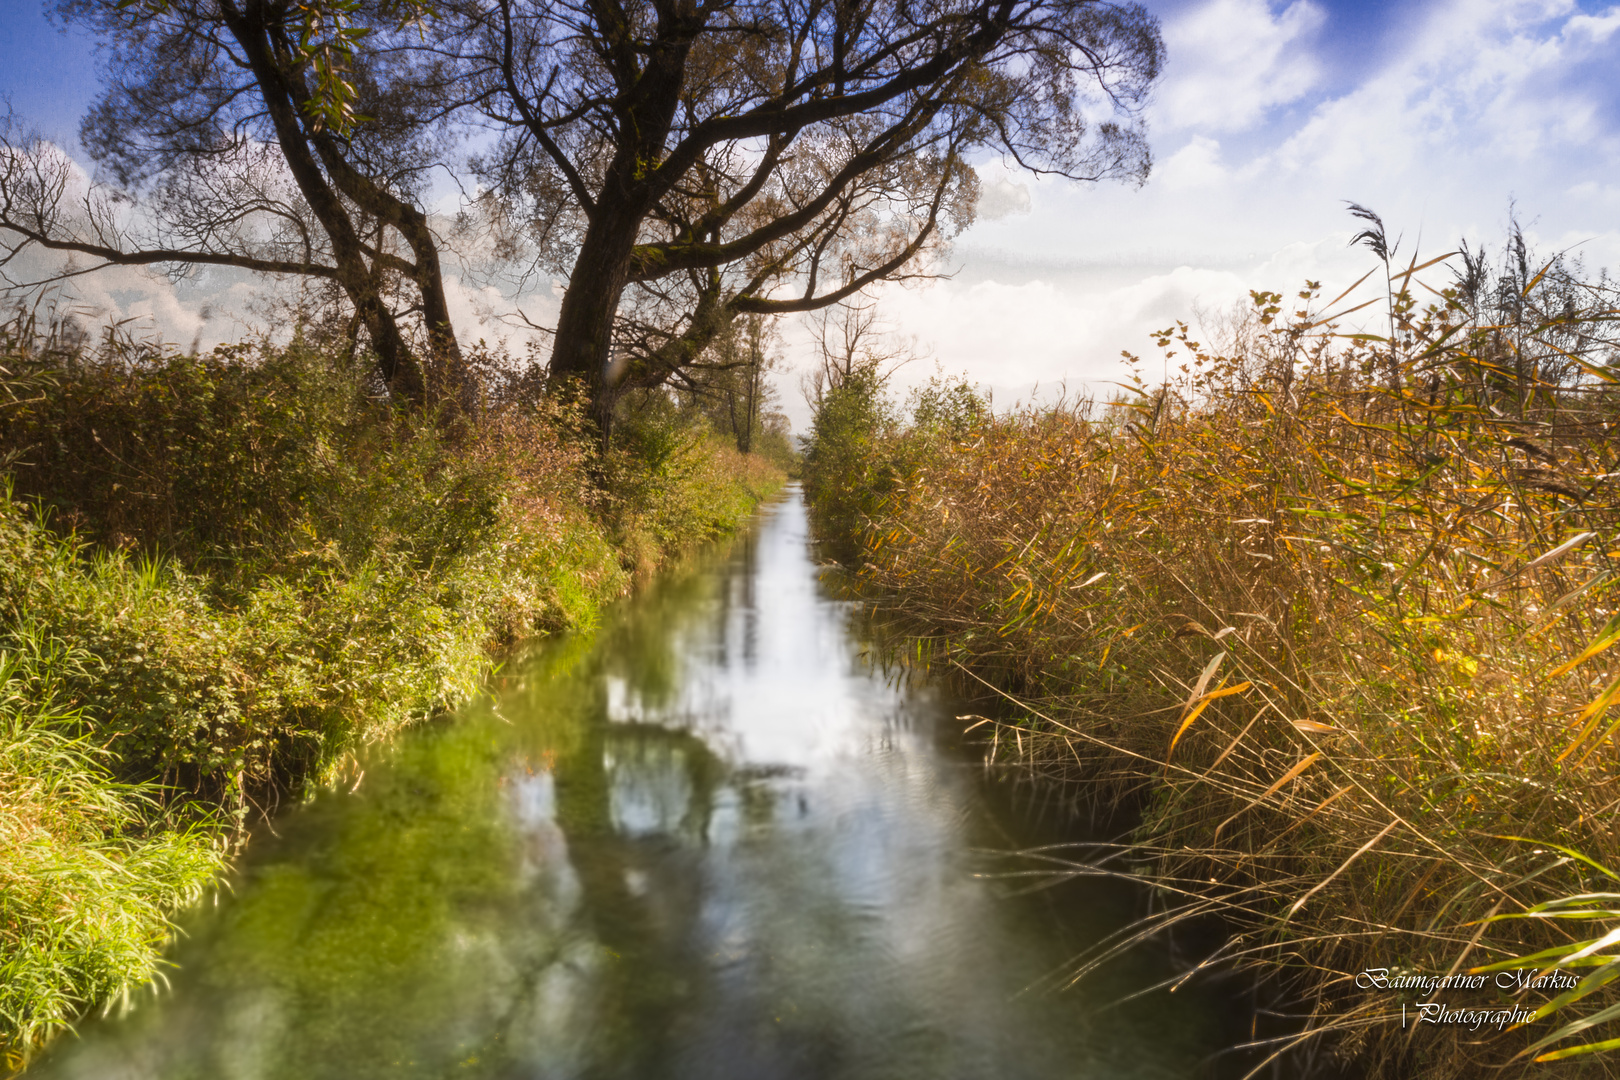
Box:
[401, 212, 470, 409]
[227, 3, 430, 406]
[550, 199, 645, 442]
[547, 27, 694, 442]
[740, 322, 762, 455]
[356, 282, 427, 403]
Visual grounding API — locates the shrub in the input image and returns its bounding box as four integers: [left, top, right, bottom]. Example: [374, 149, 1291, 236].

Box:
[600, 392, 788, 574]
[801, 365, 901, 552]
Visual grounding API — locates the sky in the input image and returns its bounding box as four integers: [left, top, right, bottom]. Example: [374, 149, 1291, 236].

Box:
[3, 0, 1620, 429]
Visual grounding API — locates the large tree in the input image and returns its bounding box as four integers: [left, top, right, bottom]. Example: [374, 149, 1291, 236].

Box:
[0, 0, 462, 405]
[459, 0, 1163, 433]
[1, 0, 1162, 433]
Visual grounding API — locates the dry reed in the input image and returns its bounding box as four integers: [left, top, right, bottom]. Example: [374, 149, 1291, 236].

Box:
[819, 227, 1620, 1076]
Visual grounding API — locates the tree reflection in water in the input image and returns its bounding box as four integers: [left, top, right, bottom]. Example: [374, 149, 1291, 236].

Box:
[30, 490, 1237, 1080]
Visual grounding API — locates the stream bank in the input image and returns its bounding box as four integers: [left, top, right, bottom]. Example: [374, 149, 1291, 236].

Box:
[0, 338, 784, 1069]
[25, 489, 1246, 1080]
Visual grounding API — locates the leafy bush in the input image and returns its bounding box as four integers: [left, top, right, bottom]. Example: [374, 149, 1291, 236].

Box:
[0, 357, 629, 814]
[601, 392, 788, 574]
[801, 365, 901, 552]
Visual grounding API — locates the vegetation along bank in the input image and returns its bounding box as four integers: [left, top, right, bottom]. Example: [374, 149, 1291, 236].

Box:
[0, 0, 1162, 1070]
[0, 314, 788, 1070]
[802, 220, 1620, 1077]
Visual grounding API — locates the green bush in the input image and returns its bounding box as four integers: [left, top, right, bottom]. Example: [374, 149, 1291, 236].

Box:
[601, 392, 788, 574]
[0, 355, 631, 813]
[800, 366, 900, 551]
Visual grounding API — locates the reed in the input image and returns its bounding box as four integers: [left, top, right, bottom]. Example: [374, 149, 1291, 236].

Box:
[806, 217, 1620, 1075]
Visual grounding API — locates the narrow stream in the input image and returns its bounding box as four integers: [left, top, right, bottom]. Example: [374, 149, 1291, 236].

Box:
[33, 488, 1242, 1079]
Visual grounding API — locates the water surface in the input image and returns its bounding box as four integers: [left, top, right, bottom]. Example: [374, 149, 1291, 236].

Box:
[33, 488, 1237, 1079]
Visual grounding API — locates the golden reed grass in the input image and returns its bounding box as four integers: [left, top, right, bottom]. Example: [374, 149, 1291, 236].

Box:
[825, 235, 1620, 1076]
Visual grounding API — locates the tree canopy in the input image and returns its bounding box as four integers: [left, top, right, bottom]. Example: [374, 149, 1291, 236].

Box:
[0, 0, 1164, 431]
[3, 0, 464, 404]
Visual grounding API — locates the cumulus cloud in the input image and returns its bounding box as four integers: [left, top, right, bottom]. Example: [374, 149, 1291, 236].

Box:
[1156, 0, 1326, 133]
[772, 264, 1259, 427]
[840, 0, 1620, 420]
[1157, 135, 1230, 190]
[1273, 0, 1620, 184]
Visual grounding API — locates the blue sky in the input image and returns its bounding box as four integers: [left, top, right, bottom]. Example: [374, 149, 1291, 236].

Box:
[3, 1, 1619, 423]
[886, 0, 1620, 414]
[0, 8, 99, 145]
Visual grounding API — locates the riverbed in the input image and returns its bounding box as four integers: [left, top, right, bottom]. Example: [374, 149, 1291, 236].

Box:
[30, 487, 1241, 1079]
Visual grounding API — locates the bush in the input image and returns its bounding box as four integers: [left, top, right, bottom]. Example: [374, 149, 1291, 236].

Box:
[800, 365, 901, 552]
[601, 392, 788, 574]
[0, 347, 631, 813]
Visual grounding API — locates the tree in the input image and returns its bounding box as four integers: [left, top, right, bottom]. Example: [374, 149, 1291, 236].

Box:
[681, 311, 782, 453]
[0, 0, 462, 406]
[799, 297, 916, 410]
[460, 0, 1163, 435]
[1, 0, 1163, 436]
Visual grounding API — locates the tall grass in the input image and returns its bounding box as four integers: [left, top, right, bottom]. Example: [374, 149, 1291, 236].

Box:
[0, 629, 224, 1073]
[806, 222, 1620, 1075]
[0, 310, 785, 1066]
[0, 345, 628, 815]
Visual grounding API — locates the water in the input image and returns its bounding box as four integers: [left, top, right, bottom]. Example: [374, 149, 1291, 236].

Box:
[32, 488, 1240, 1079]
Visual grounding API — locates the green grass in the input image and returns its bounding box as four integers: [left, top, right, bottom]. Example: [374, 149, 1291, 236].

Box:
[0, 629, 224, 1072]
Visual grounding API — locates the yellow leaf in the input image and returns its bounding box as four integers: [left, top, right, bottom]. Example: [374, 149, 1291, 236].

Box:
[1168, 680, 1253, 759]
[1214, 752, 1324, 841]
[1168, 691, 1218, 760]
[1560, 673, 1620, 764]
[1549, 618, 1620, 679]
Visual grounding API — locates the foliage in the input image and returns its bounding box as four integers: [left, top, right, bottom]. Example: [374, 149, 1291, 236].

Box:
[0, 322, 782, 1065]
[113, 0, 437, 135]
[465, 0, 1162, 424]
[907, 374, 992, 443]
[0, 627, 224, 1072]
[7, 2, 464, 403]
[801, 364, 902, 555]
[600, 390, 789, 576]
[0, 335, 626, 811]
[805, 220, 1620, 1076]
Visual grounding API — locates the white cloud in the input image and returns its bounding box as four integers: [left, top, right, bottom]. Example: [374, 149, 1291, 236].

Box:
[1157, 135, 1230, 190]
[1156, 0, 1326, 133]
[1272, 0, 1620, 184]
[1565, 6, 1620, 45]
[976, 175, 1032, 220]
[775, 264, 1260, 426]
